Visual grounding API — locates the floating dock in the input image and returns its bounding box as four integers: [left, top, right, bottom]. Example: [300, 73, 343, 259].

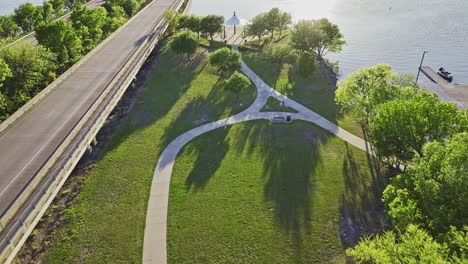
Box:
[419, 66, 468, 108]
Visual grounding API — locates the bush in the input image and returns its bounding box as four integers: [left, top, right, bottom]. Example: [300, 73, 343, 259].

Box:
[297, 52, 317, 77]
[224, 71, 251, 93]
[168, 30, 198, 59]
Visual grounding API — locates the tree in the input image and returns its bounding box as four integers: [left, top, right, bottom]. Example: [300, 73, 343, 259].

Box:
[224, 71, 250, 92]
[168, 30, 198, 60]
[347, 225, 463, 263]
[0, 45, 57, 110]
[262, 44, 297, 66]
[383, 133, 468, 233]
[297, 52, 317, 77]
[291, 19, 345, 59]
[14, 3, 43, 32]
[263, 8, 282, 39]
[314, 18, 345, 58]
[245, 14, 267, 44]
[200, 15, 224, 40]
[42, 2, 54, 21]
[36, 20, 82, 66]
[65, 0, 85, 10]
[0, 59, 12, 119]
[163, 10, 180, 36]
[103, 6, 127, 36]
[335, 64, 403, 130]
[278, 12, 292, 37]
[121, 0, 140, 17]
[178, 14, 201, 38]
[0, 16, 20, 38]
[209, 47, 241, 76]
[71, 6, 108, 51]
[371, 92, 460, 164]
[49, 0, 65, 17]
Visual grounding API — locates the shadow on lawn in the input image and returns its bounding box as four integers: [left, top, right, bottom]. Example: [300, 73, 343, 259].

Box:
[233, 121, 328, 248]
[339, 142, 388, 247]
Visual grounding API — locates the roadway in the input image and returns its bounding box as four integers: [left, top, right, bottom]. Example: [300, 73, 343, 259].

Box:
[0, 0, 178, 223]
[4, 0, 106, 47]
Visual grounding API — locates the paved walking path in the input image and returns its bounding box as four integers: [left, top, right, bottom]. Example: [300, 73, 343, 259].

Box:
[142, 47, 369, 263]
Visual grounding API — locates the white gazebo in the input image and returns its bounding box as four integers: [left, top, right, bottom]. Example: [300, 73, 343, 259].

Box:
[224, 12, 250, 36]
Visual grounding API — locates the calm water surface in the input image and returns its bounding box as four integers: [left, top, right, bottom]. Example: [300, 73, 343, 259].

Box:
[0, 0, 43, 15]
[189, 0, 468, 83]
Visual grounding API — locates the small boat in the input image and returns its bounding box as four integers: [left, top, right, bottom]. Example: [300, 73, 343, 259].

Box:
[438, 67, 453, 82]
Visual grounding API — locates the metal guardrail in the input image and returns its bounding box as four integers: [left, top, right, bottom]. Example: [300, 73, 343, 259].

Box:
[0, 0, 187, 262]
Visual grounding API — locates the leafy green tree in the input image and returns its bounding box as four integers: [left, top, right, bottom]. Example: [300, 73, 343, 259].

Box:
[42, 2, 54, 21]
[263, 8, 281, 39]
[121, 0, 140, 17]
[383, 133, 468, 232]
[262, 44, 297, 66]
[0, 45, 57, 110]
[314, 18, 345, 58]
[14, 3, 43, 32]
[200, 15, 224, 40]
[65, 0, 85, 10]
[0, 16, 20, 38]
[0, 59, 12, 119]
[36, 20, 82, 65]
[335, 64, 403, 130]
[297, 52, 317, 77]
[371, 93, 459, 164]
[209, 47, 241, 76]
[278, 12, 292, 37]
[245, 14, 267, 44]
[291, 19, 345, 59]
[103, 6, 127, 36]
[224, 71, 250, 92]
[178, 14, 201, 38]
[347, 225, 461, 264]
[168, 30, 198, 60]
[163, 10, 180, 36]
[71, 6, 108, 51]
[49, 0, 65, 17]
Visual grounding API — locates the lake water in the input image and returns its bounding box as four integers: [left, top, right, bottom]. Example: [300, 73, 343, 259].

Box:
[0, 0, 43, 15]
[189, 0, 468, 84]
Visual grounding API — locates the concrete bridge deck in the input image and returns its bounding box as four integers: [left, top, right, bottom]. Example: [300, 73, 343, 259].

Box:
[420, 66, 468, 108]
[0, 0, 183, 261]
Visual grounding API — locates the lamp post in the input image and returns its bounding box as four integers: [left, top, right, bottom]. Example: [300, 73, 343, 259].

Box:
[416, 51, 428, 83]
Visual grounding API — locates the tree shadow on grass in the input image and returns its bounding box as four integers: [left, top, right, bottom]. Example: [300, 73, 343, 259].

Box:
[339, 142, 389, 248]
[231, 121, 328, 248]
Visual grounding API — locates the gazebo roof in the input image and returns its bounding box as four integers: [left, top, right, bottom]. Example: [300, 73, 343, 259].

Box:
[224, 12, 250, 26]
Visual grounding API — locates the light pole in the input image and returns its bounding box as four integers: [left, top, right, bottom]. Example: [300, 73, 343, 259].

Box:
[416, 50, 428, 82]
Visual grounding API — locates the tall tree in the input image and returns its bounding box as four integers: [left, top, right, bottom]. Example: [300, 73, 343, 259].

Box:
[347, 225, 465, 264]
[263, 8, 282, 39]
[245, 14, 267, 44]
[121, 0, 140, 17]
[291, 18, 345, 59]
[0, 45, 57, 109]
[103, 6, 127, 36]
[168, 30, 198, 60]
[71, 6, 108, 51]
[49, 0, 65, 17]
[209, 47, 241, 76]
[178, 14, 201, 38]
[383, 132, 468, 232]
[42, 2, 54, 21]
[0, 16, 20, 38]
[371, 92, 460, 164]
[14, 3, 43, 32]
[200, 15, 224, 40]
[278, 12, 292, 37]
[335, 64, 403, 130]
[35, 20, 82, 65]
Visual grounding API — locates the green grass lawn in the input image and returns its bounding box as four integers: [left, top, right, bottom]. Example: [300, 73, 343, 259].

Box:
[242, 52, 364, 138]
[33, 45, 256, 263]
[261, 96, 299, 113]
[168, 120, 383, 263]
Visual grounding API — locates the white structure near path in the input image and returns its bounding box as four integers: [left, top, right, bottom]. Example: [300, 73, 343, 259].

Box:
[142, 47, 369, 264]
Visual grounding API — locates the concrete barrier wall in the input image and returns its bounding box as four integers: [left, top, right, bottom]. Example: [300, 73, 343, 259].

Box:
[0, 0, 187, 262]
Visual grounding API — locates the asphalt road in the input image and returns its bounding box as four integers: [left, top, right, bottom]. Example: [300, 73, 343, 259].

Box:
[0, 0, 178, 218]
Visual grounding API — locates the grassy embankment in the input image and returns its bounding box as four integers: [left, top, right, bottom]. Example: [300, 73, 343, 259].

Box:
[20, 44, 256, 263]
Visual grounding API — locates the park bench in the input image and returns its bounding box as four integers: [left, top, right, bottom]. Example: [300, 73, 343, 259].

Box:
[271, 115, 292, 124]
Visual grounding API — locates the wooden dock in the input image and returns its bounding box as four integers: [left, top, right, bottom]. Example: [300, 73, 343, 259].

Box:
[419, 66, 468, 108]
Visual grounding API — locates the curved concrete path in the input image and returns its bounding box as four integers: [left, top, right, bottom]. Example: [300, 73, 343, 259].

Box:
[143, 50, 368, 263]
